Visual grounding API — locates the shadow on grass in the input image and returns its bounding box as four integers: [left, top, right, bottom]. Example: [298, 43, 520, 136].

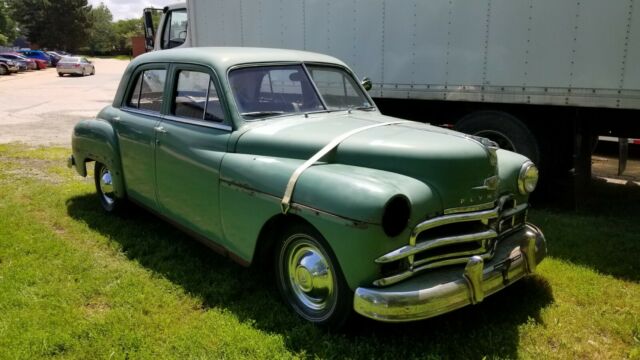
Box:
[66, 194, 553, 359]
[530, 178, 640, 282]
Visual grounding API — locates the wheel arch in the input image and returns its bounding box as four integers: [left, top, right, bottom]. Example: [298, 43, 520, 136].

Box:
[252, 213, 313, 270]
[71, 117, 126, 198]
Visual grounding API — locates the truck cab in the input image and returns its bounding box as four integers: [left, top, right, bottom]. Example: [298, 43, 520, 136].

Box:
[145, 4, 188, 51]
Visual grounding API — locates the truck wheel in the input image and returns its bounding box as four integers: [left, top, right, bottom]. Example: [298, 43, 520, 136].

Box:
[275, 223, 352, 328]
[94, 162, 121, 213]
[456, 111, 541, 165]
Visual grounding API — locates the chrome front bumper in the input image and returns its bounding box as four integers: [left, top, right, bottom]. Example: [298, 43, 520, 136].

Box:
[353, 223, 546, 322]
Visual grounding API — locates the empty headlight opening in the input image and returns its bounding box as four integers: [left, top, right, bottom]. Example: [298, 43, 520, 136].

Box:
[382, 195, 411, 237]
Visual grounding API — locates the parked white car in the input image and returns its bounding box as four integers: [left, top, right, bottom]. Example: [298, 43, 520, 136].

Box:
[57, 57, 95, 77]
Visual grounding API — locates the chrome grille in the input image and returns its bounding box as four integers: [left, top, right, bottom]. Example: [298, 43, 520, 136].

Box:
[374, 195, 527, 287]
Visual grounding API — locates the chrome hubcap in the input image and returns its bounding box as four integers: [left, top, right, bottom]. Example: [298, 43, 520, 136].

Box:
[286, 238, 334, 311]
[99, 166, 115, 205]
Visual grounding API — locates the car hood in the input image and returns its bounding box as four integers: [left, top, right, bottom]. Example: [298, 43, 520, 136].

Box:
[235, 111, 499, 211]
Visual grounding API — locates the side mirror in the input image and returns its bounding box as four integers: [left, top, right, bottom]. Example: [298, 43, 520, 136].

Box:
[361, 77, 372, 91]
[143, 8, 156, 51]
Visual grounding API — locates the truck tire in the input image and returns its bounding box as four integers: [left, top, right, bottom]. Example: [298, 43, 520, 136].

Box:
[0, 65, 8, 76]
[455, 111, 541, 165]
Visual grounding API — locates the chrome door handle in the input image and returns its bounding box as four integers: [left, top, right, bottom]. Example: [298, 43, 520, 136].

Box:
[154, 126, 168, 134]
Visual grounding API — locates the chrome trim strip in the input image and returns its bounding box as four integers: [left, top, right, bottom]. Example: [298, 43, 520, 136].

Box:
[501, 203, 528, 218]
[121, 107, 164, 120]
[411, 207, 499, 240]
[376, 229, 497, 264]
[412, 246, 492, 268]
[373, 252, 494, 287]
[163, 114, 232, 131]
[355, 224, 546, 322]
[443, 201, 495, 215]
[280, 120, 409, 214]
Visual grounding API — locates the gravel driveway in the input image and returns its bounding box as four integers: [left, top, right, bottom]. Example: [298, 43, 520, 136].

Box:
[0, 58, 129, 146]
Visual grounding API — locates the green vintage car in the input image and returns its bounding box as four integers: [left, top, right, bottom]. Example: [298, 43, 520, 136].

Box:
[69, 47, 546, 328]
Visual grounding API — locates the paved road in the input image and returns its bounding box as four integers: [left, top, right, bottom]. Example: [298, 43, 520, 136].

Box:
[0, 58, 129, 146]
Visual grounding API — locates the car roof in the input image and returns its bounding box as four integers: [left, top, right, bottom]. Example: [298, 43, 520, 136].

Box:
[128, 47, 348, 74]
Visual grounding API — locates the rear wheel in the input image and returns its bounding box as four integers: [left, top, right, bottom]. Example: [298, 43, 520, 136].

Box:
[94, 162, 121, 213]
[456, 111, 541, 164]
[275, 223, 352, 329]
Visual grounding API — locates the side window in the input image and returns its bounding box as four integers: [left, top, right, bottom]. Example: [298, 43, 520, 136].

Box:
[162, 9, 188, 49]
[308, 66, 371, 109]
[173, 70, 224, 122]
[126, 69, 167, 113]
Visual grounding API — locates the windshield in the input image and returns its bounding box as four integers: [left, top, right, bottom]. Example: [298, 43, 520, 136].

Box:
[228, 64, 372, 119]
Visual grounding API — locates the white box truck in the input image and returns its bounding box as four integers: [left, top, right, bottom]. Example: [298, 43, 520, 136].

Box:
[143, 0, 640, 192]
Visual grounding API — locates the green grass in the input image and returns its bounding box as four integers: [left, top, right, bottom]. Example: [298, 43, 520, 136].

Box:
[0, 143, 638, 359]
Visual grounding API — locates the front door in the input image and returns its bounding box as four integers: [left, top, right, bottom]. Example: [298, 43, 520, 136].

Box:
[115, 66, 168, 210]
[155, 66, 231, 242]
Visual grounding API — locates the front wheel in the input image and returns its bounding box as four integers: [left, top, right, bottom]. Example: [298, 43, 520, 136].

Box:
[94, 162, 121, 212]
[275, 223, 352, 328]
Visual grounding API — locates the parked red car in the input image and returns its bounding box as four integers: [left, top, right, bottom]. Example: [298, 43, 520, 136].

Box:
[0, 52, 45, 70]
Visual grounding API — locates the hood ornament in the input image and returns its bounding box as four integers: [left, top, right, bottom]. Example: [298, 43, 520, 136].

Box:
[472, 175, 500, 191]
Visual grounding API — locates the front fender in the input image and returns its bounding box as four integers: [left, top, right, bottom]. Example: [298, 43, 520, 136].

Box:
[71, 117, 125, 198]
[220, 154, 439, 225]
[219, 154, 442, 288]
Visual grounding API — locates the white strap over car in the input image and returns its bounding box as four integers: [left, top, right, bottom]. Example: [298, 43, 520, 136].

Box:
[281, 120, 409, 214]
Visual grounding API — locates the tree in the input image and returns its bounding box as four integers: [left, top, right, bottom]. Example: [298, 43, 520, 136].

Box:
[8, 0, 92, 51]
[87, 2, 115, 54]
[113, 18, 142, 53]
[0, 0, 17, 45]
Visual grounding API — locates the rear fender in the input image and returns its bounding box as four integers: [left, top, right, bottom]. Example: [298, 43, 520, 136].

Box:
[71, 117, 125, 198]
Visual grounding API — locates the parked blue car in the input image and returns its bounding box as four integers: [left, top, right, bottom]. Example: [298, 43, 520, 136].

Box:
[18, 50, 51, 66]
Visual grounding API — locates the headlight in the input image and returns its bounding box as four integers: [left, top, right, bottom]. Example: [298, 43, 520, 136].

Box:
[382, 195, 411, 237]
[518, 161, 539, 194]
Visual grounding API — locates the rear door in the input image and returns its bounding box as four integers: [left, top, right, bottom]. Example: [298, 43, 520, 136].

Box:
[154, 64, 232, 242]
[114, 64, 168, 210]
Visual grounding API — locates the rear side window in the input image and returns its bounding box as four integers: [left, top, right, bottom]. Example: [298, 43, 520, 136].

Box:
[173, 70, 224, 122]
[127, 69, 167, 113]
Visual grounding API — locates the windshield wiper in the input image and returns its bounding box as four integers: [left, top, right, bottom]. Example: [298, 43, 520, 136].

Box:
[353, 105, 376, 111]
[240, 111, 285, 117]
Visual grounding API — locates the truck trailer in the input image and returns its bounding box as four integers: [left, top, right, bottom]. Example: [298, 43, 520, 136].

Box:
[144, 0, 640, 192]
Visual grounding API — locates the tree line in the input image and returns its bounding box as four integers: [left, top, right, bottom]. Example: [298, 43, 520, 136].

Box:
[0, 0, 145, 54]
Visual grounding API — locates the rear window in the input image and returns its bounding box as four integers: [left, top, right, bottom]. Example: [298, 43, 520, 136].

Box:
[60, 57, 80, 63]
